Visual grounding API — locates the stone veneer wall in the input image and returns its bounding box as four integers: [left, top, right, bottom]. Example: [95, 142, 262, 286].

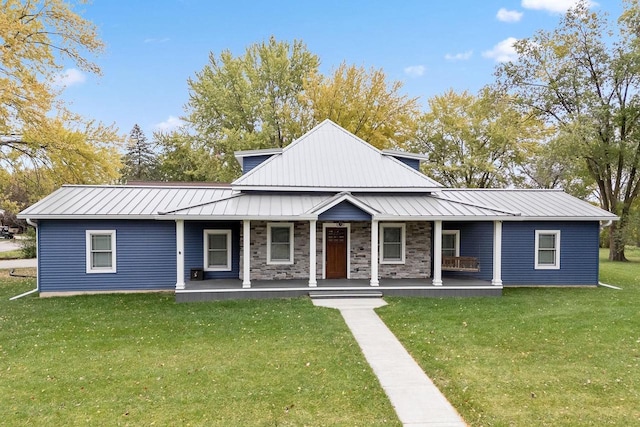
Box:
[379, 221, 431, 279]
[240, 220, 432, 281]
[240, 221, 310, 280]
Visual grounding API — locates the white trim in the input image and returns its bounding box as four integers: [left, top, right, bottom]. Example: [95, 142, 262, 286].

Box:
[86, 230, 116, 274]
[309, 220, 317, 286]
[433, 221, 442, 286]
[203, 229, 232, 271]
[535, 230, 561, 270]
[176, 220, 185, 289]
[379, 223, 406, 264]
[322, 222, 351, 280]
[441, 230, 460, 257]
[492, 221, 503, 286]
[267, 222, 294, 265]
[370, 220, 379, 286]
[242, 220, 251, 287]
[307, 192, 379, 216]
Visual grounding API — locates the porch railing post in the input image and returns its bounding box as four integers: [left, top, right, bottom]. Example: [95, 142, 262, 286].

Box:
[370, 219, 379, 286]
[309, 220, 317, 287]
[492, 220, 503, 286]
[242, 220, 251, 288]
[433, 220, 443, 286]
[175, 219, 185, 290]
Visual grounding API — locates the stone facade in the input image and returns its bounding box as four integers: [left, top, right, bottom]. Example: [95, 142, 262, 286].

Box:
[240, 220, 432, 281]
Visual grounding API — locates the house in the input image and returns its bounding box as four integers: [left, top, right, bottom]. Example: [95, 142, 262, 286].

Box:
[18, 120, 617, 301]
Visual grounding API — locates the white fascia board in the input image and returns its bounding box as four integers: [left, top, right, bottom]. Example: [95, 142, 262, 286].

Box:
[307, 193, 379, 216]
[16, 214, 159, 220]
[155, 214, 318, 221]
[381, 150, 429, 162]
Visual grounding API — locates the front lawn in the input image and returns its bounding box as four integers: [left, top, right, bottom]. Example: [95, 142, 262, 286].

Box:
[378, 249, 640, 426]
[0, 271, 399, 426]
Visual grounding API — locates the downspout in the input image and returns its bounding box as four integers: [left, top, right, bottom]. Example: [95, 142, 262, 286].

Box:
[9, 218, 39, 301]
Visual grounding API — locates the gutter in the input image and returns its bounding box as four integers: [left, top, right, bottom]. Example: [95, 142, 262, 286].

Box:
[9, 218, 38, 301]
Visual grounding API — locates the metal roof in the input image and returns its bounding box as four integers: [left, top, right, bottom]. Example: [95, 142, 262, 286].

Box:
[232, 120, 442, 192]
[438, 189, 617, 220]
[19, 185, 616, 221]
[18, 185, 234, 219]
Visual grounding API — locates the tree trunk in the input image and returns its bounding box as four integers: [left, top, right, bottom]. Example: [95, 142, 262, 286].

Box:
[608, 220, 627, 261]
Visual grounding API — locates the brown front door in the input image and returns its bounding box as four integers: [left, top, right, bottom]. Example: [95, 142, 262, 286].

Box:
[326, 227, 348, 279]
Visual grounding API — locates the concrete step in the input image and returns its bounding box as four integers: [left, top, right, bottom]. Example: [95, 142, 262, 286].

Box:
[309, 290, 383, 299]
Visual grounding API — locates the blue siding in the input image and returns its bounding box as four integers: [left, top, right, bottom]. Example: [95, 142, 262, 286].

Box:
[319, 201, 372, 221]
[443, 222, 494, 280]
[502, 221, 600, 285]
[243, 155, 274, 173]
[394, 157, 420, 171]
[38, 220, 176, 292]
[184, 221, 240, 280]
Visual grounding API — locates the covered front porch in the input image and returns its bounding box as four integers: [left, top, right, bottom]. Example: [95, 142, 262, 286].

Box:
[176, 276, 501, 302]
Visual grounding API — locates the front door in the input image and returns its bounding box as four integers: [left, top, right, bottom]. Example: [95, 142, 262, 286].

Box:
[326, 227, 348, 279]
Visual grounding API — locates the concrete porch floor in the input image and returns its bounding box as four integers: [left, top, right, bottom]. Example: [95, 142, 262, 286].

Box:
[176, 276, 502, 302]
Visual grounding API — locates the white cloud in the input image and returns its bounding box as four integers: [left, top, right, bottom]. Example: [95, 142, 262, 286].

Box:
[497, 8, 523, 22]
[444, 51, 473, 61]
[154, 115, 183, 132]
[404, 65, 426, 77]
[52, 68, 86, 87]
[521, 0, 596, 13]
[482, 37, 519, 62]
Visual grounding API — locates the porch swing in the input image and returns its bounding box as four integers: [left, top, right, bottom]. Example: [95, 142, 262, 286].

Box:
[441, 256, 480, 272]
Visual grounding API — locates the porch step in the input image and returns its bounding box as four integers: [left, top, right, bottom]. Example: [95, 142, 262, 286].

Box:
[309, 290, 383, 299]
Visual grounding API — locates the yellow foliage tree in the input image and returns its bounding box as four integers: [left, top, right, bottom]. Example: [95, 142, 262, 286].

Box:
[302, 63, 420, 149]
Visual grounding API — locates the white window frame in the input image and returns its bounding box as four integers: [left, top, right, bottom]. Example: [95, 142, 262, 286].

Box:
[204, 229, 232, 272]
[442, 230, 460, 257]
[267, 223, 294, 265]
[86, 230, 117, 274]
[380, 223, 406, 264]
[535, 230, 561, 270]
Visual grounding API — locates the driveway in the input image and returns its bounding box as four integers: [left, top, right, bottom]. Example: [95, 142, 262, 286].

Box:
[0, 239, 22, 252]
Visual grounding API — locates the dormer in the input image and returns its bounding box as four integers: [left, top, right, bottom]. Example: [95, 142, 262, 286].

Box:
[234, 148, 283, 174]
[381, 149, 428, 171]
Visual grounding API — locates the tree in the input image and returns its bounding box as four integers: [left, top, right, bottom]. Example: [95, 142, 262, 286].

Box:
[413, 88, 545, 188]
[0, 0, 104, 137]
[121, 124, 158, 182]
[496, 0, 640, 261]
[184, 37, 319, 180]
[302, 63, 420, 149]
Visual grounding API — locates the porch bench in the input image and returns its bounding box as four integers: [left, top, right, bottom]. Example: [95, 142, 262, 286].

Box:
[442, 256, 480, 272]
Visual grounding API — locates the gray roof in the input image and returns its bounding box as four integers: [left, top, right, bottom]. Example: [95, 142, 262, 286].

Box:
[232, 120, 442, 191]
[18, 185, 233, 219]
[19, 185, 616, 221]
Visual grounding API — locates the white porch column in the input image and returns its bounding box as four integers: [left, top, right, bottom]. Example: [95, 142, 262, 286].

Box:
[370, 219, 379, 286]
[492, 220, 503, 286]
[309, 220, 317, 287]
[432, 220, 443, 286]
[175, 220, 185, 290]
[242, 220, 251, 288]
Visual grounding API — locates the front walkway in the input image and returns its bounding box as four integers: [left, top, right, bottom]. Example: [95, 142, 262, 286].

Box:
[313, 298, 466, 426]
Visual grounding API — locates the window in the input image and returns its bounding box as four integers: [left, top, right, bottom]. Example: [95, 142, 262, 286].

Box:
[380, 223, 405, 264]
[204, 230, 232, 271]
[442, 230, 460, 257]
[535, 230, 560, 269]
[267, 223, 294, 264]
[86, 230, 116, 273]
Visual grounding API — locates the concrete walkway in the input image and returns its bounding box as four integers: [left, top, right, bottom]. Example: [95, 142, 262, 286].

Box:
[0, 258, 37, 269]
[313, 298, 466, 427]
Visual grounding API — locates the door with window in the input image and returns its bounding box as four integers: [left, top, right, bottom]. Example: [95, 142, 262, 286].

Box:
[326, 227, 347, 279]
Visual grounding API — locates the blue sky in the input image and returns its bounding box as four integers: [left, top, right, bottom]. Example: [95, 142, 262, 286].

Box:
[56, 0, 622, 140]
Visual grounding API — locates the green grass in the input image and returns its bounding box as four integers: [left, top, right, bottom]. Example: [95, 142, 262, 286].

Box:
[0, 272, 399, 426]
[0, 249, 23, 260]
[378, 249, 640, 426]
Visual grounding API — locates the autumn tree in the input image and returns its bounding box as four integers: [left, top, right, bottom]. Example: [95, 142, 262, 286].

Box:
[302, 63, 420, 149]
[121, 124, 158, 182]
[413, 88, 545, 188]
[497, 0, 640, 261]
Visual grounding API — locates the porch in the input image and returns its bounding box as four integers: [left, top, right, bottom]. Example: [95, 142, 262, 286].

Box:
[175, 277, 501, 302]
